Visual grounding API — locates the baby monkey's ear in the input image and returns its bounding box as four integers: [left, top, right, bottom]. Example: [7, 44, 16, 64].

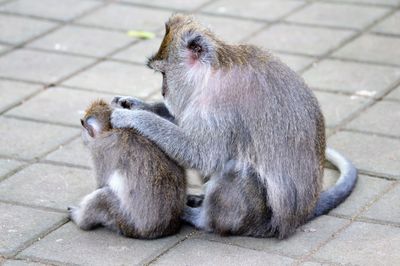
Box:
[81, 116, 101, 138]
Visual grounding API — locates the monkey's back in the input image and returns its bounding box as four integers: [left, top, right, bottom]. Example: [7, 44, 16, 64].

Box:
[94, 128, 186, 239]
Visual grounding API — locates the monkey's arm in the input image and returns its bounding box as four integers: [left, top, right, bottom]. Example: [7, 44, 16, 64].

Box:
[111, 109, 199, 168]
[112, 96, 174, 122]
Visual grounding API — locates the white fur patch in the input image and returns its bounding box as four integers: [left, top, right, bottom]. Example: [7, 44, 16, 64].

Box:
[108, 170, 126, 200]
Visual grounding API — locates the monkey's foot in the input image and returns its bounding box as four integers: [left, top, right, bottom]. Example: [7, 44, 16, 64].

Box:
[111, 96, 147, 110]
[67, 206, 79, 221]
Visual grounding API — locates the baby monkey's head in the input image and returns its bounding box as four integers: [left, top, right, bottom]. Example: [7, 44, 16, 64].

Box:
[81, 99, 113, 144]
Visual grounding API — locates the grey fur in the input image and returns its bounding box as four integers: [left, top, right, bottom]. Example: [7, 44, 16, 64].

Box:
[111, 14, 357, 238]
[69, 100, 186, 239]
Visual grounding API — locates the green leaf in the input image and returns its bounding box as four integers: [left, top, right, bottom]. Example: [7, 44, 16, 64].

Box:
[127, 30, 155, 40]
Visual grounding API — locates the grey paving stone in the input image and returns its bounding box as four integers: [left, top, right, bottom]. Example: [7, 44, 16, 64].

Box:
[77, 4, 170, 32]
[386, 85, 400, 101]
[63, 60, 161, 98]
[275, 53, 315, 72]
[313, 221, 400, 265]
[19, 222, 193, 266]
[286, 2, 389, 30]
[361, 183, 400, 224]
[28, 25, 133, 57]
[0, 0, 101, 21]
[303, 59, 400, 95]
[199, 216, 348, 258]
[6, 87, 113, 126]
[154, 238, 294, 266]
[323, 169, 393, 217]
[0, 202, 65, 256]
[0, 159, 24, 179]
[112, 37, 163, 64]
[123, 0, 210, 10]
[201, 0, 304, 21]
[314, 90, 370, 128]
[333, 34, 400, 66]
[0, 43, 9, 53]
[0, 49, 93, 84]
[0, 14, 57, 44]
[196, 14, 266, 43]
[0, 79, 41, 113]
[346, 100, 400, 137]
[3, 260, 47, 266]
[248, 24, 355, 56]
[372, 10, 400, 35]
[0, 163, 94, 210]
[44, 138, 91, 168]
[0, 117, 79, 160]
[328, 131, 400, 178]
[332, 0, 400, 6]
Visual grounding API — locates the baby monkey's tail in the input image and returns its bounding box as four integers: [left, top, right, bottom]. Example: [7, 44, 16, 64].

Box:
[311, 147, 358, 219]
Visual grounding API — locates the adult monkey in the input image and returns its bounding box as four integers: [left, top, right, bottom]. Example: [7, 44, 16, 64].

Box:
[111, 14, 357, 238]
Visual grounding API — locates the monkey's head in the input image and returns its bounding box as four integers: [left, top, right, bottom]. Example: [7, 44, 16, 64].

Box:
[80, 99, 112, 145]
[147, 14, 224, 116]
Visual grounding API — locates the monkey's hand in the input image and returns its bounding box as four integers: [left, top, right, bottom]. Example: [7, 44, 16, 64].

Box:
[111, 96, 149, 110]
[111, 109, 199, 169]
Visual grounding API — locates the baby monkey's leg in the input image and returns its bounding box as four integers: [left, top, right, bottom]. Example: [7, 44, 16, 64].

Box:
[68, 187, 119, 231]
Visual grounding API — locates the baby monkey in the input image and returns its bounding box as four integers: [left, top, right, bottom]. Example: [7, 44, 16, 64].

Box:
[68, 100, 186, 239]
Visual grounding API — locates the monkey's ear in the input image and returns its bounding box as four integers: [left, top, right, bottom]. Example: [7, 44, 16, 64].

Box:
[183, 31, 212, 64]
[81, 117, 101, 138]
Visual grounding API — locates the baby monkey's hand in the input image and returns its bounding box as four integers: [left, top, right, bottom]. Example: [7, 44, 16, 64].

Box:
[111, 96, 149, 110]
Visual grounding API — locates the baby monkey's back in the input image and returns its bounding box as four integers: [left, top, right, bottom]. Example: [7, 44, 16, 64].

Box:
[69, 100, 186, 239]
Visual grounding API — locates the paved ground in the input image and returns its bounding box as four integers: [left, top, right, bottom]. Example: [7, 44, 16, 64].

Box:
[0, 0, 399, 265]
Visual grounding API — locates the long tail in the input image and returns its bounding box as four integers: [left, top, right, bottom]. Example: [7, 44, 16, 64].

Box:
[311, 147, 358, 218]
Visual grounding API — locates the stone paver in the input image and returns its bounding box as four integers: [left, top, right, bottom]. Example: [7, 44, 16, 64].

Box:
[124, 0, 211, 11]
[361, 183, 400, 224]
[28, 25, 133, 57]
[77, 4, 171, 32]
[1, 0, 400, 264]
[286, 2, 389, 30]
[313, 222, 400, 265]
[0, 79, 41, 113]
[0, 163, 94, 210]
[333, 34, 400, 66]
[275, 53, 315, 72]
[345, 100, 400, 137]
[201, 0, 304, 21]
[19, 222, 193, 266]
[323, 169, 394, 217]
[63, 60, 161, 98]
[112, 37, 163, 65]
[199, 216, 348, 258]
[248, 24, 355, 56]
[0, 202, 65, 256]
[5, 87, 113, 126]
[44, 138, 91, 168]
[0, 14, 57, 45]
[303, 59, 400, 95]
[196, 14, 266, 43]
[328, 131, 400, 178]
[372, 10, 400, 35]
[0, 0, 101, 21]
[386, 85, 400, 101]
[0, 117, 79, 160]
[314, 90, 370, 128]
[0, 159, 24, 180]
[153, 238, 294, 265]
[0, 49, 93, 84]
